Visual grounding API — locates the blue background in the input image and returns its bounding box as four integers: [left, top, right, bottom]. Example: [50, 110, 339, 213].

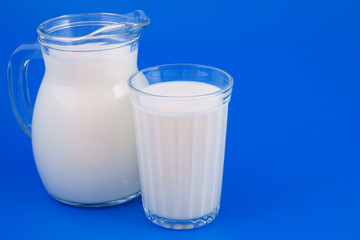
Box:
[1, 0, 359, 239]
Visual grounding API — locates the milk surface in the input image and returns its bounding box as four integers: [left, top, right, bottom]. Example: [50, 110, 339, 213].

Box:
[32, 46, 140, 204]
[132, 81, 228, 219]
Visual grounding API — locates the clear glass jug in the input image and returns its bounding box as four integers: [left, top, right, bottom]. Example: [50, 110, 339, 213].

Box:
[8, 11, 150, 207]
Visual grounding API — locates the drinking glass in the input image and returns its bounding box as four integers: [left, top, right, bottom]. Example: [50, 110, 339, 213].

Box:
[128, 64, 233, 229]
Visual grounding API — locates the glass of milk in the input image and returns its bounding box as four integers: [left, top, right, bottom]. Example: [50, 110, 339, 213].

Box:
[128, 64, 233, 229]
[8, 11, 149, 207]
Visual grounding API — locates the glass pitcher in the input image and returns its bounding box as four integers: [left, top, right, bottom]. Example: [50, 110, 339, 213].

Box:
[8, 11, 150, 207]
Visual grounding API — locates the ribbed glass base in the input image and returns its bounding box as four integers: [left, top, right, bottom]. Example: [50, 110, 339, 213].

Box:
[144, 204, 220, 230]
[50, 191, 141, 207]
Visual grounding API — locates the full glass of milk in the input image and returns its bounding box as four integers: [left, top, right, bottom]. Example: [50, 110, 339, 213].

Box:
[8, 11, 149, 207]
[128, 64, 233, 229]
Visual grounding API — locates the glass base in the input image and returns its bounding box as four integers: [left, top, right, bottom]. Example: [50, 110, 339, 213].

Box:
[50, 191, 141, 207]
[144, 204, 220, 230]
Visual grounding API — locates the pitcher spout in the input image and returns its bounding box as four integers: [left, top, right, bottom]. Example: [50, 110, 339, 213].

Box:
[86, 10, 150, 39]
[124, 10, 150, 30]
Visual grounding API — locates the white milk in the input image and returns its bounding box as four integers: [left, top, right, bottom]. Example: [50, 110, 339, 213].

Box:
[132, 81, 228, 219]
[31, 45, 140, 204]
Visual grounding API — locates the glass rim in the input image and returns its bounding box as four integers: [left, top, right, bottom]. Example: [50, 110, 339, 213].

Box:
[128, 63, 234, 100]
[36, 12, 148, 51]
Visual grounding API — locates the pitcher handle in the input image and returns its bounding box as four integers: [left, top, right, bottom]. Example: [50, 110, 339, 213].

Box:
[8, 41, 43, 137]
